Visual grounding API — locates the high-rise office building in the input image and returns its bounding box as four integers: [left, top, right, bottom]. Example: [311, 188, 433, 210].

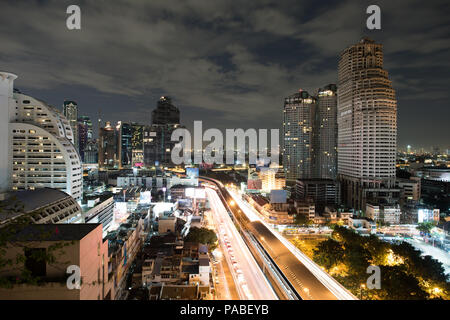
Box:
[78, 115, 92, 162]
[63, 100, 79, 150]
[283, 90, 317, 181]
[316, 84, 338, 180]
[117, 121, 133, 168]
[337, 38, 398, 211]
[84, 139, 98, 164]
[0, 72, 82, 200]
[144, 96, 181, 166]
[131, 123, 144, 166]
[283, 85, 338, 185]
[98, 121, 117, 169]
[151, 96, 180, 125]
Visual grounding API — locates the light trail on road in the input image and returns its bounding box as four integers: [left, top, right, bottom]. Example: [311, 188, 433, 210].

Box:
[227, 188, 357, 300]
[206, 188, 278, 300]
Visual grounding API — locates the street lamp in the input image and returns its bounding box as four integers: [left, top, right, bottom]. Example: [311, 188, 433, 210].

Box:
[162, 187, 166, 202]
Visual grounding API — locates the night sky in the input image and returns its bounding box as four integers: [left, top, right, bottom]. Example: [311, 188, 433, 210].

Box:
[1, 0, 449, 150]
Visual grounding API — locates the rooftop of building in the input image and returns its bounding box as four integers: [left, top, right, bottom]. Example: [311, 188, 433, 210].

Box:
[151, 257, 163, 275]
[182, 264, 199, 274]
[5, 223, 101, 242]
[396, 177, 420, 183]
[418, 166, 450, 171]
[170, 184, 191, 190]
[286, 90, 312, 100]
[350, 216, 375, 223]
[159, 284, 198, 300]
[1, 188, 73, 213]
[249, 194, 269, 207]
[199, 244, 208, 254]
[81, 192, 114, 213]
[296, 178, 337, 184]
[366, 201, 400, 208]
[144, 245, 175, 260]
[360, 37, 375, 44]
[0, 188, 75, 223]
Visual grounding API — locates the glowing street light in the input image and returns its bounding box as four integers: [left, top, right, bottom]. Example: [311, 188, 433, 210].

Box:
[433, 287, 441, 295]
[360, 283, 366, 299]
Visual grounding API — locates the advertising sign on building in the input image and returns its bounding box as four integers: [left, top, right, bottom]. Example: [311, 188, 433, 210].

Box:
[186, 167, 199, 179]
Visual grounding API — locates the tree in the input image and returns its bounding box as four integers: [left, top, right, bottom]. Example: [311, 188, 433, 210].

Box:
[416, 222, 434, 234]
[184, 227, 218, 250]
[362, 235, 390, 265]
[312, 239, 344, 271]
[295, 214, 312, 226]
[413, 255, 448, 284]
[343, 244, 372, 276]
[332, 226, 359, 244]
[376, 265, 429, 300]
[317, 225, 449, 300]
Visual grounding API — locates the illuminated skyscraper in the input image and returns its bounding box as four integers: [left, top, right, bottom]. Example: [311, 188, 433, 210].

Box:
[98, 121, 117, 169]
[151, 96, 180, 125]
[117, 121, 133, 168]
[144, 96, 181, 166]
[115, 122, 145, 168]
[283, 90, 317, 181]
[131, 123, 144, 166]
[84, 139, 98, 164]
[63, 100, 79, 150]
[316, 84, 338, 180]
[337, 38, 398, 211]
[78, 115, 92, 162]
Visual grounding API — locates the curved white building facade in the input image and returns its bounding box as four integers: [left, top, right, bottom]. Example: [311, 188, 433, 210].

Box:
[1, 71, 82, 201]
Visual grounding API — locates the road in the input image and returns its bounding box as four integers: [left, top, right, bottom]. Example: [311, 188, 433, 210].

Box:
[406, 239, 450, 275]
[206, 187, 278, 300]
[203, 207, 239, 300]
[227, 188, 357, 300]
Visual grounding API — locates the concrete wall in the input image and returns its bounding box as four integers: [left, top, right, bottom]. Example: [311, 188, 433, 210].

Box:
[0, 224, 113, 300]
[0, 72, 17, 193]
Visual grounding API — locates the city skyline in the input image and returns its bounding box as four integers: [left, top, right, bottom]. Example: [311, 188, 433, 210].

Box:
[0, 1, 449, 304]
[0, 0, 449, 150]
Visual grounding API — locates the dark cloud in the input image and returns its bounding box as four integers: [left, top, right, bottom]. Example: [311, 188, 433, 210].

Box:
[0, 0, 449, 150]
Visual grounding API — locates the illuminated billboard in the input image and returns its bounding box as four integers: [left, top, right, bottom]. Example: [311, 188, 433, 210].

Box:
[114, 202, 129, 223]
[186, 167, 199, 179]
[140, 191, 151, 204]
[195, 188, 206, 199]
[185, 187, 206, 199]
